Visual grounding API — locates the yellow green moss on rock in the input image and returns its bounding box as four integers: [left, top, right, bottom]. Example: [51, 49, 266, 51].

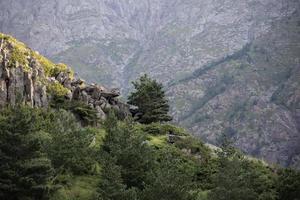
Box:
[47, 81, 70, 97]
[1, 33, 30, 71]
[1, 33, 74, 78]
[32, 51, 74, 78]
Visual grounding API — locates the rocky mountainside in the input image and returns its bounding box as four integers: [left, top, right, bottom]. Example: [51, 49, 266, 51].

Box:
[0, 0, 299, 167]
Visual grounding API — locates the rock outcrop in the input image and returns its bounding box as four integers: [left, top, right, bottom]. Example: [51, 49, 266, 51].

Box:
[55, 71, 130, 120]
[0, 33, 129, 119]
[0, 37, 48, 107]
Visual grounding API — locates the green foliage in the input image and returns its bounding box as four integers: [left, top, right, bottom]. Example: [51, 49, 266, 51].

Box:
[0, 33, 30, 68]
[139, 122, 188, 136]
[47, 110, 97, 175]
[101, 113, 155, 190]
[277, 168, 300, 200]
[98, 113, 218, 200]
[148, 135, 168, 147]
[32, 51, 74, 78]
[174, 136, 211, 157]
[9, 46, 29, 69]
[0, 34, 31, 71]
[0, 33, 73, 77]
[97, 113, 154, 199]
[51, 175, 99, 200]
[141, 148, 197, 200]
[52, 63, 74, 79]
[47, 82, 70, 97]
[128, 74, 172, 124]
[32, 51, 55, 76]
[0, 106, 103, 200]
[0, 106, 55, 200]
[97, 112, 292, 200]
[50, 96, 99, 126]
[209, 141, 278, 200]
[97, 160, 138, 200]
[88, 127, 107, 149]
[0, 57, 297, 200]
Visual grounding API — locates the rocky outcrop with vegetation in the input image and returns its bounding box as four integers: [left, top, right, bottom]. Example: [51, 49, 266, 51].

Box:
[0, 35, 48, 107]
[0, 33, 129, 120]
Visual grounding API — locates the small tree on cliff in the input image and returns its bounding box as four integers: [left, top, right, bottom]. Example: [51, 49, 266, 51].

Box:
[128, 74, 172, 124]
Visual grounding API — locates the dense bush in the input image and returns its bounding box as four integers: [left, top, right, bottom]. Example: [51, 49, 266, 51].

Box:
[47, 82, 70, 97]
[47, 110, 98, 175]
[50, 95, 99, 126]
[210, 142, 278, 200]
[277, 168, 300, 200]
[140, 122, 188, 136]
[141, 147, 197, 200]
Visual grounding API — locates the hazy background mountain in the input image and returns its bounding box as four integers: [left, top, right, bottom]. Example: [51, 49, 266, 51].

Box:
[1, 0, 299, 167]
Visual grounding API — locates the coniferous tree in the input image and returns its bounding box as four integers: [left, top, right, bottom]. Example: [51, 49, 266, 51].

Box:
[141, 147, 196, 200]
[0, 107, 54, 200]
[97, 158, 138, 200]
[128, 74, 172, 124]
[47, 110, 96, 175]
[98, 112, 154, 199]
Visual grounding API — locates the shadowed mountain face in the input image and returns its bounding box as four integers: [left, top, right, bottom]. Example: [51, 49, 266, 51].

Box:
[1, 0, 300, 167]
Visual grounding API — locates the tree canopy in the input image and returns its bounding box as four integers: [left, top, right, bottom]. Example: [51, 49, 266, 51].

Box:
[128, 74, 172, 124]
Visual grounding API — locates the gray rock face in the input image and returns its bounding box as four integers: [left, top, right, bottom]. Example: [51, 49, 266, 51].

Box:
[0, 39, 48, 107]
[1, 0, 299, 167]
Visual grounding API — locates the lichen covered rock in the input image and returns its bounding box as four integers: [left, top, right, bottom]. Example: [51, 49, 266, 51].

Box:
[0, 33, 129, 119]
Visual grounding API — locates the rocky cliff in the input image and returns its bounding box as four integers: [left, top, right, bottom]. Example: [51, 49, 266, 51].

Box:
[0, 35, 48, 107]
[0, 33, 129, 120]
[0, 0, 299, 167]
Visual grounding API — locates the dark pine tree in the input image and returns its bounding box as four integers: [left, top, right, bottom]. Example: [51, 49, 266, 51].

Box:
[128, 74, 172, 124]
[0, 106, 54, 200]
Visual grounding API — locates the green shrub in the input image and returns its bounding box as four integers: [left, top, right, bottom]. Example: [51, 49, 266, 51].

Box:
[52, 63, 74, 78]
[47, 109, 98, 175]
[277, 168, 300, 200]
[32, 51, 74, 78]
[32, 52, 55, 75]
[175, 137, 210, 155]
[8, 47, 28, 68]
[50, 96, 99, 126]
[47, 82, 70, 97]
[141, 122, 188, 136]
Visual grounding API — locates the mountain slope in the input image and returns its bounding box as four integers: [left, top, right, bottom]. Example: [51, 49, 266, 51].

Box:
[167, 12, 300, 167]
[1, 0, 299, 167]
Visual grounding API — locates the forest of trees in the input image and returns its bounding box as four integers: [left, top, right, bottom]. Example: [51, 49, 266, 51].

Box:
[0, 75, 299, 200]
